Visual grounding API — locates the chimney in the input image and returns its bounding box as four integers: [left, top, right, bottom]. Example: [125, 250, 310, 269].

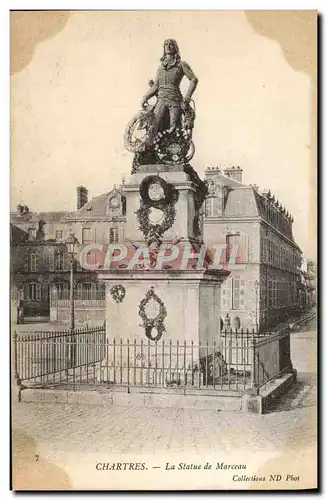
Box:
[77, 186, 88, 209]
[16, 204, 24, 215]
[22, 205, 29, 214]
[223, 165, 243, 183]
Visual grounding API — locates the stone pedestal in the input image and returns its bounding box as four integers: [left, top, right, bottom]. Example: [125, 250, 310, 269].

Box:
[97, 162, 229, 384]
[123, 164, 204, 245]
[97, 269, 229, 382]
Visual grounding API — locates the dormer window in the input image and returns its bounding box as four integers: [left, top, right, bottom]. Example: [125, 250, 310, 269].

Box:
[109, 195, 120, 209]
[28, 228, 36, 241]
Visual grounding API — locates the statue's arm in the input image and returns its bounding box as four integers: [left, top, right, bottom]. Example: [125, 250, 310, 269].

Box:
[141, 73, 159, 106]
[181, 61, 198, 101]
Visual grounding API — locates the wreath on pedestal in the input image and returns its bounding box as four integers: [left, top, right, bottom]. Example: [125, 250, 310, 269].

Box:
[138, 287, 167, 341]
[135, 204, 176, 246]
[153, 127, 195, 165]
[110, 284, 126, 303]
[135, 176, 178, 246]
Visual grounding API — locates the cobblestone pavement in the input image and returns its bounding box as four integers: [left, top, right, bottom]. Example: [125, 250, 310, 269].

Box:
[12, 319, 317, 459]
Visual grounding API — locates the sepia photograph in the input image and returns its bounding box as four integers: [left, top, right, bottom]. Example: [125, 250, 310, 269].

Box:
[10, 9, 318, 491]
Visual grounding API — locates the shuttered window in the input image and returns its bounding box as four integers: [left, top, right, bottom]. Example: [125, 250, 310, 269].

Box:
[226, 234, 241, 263]
[24, 252, 37, 272]
[109, 227, 119, 243]
[222, 275, 245, 310]
[82, 228, 92, 244]
[55, 282, 69, 299]
[232, 275, 245, 310]
[24, 282, 41, 301]
[54, 251, 68, 271]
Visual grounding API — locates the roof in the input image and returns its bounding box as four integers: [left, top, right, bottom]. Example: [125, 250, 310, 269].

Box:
[66, 188, 125, 220]
[10, 188, 125, 223]
[224, 187, 259, 217]
[205, 170, 245, 188]
[10, 211, 71, 224]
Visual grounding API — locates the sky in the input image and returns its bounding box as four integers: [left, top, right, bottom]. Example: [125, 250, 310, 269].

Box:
[10, 11, 315, 258]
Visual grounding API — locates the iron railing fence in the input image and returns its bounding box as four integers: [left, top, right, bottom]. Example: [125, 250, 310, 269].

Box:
[14, 325, 106, 384]
[13, 327, 293, 399]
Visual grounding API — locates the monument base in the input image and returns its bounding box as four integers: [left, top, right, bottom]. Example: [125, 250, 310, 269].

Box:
[97, 269, 229, 383]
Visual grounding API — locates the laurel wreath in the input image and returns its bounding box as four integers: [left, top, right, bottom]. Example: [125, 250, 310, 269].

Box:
[135, 203, 176, 246]
[138, 287, 167, 341]
[124, 109, 158, 153]
[110, 284, 126, 303]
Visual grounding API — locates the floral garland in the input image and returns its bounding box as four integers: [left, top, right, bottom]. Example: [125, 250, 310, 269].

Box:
[153, 127, 195, 164]
[138, 287, 167, 341]
[110, 284, 126, 303]
[135, 203, 176, 246]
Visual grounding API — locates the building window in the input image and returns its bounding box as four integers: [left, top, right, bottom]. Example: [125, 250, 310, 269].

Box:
[24, 282, 41, 301]
[273, 281, 277, 308]
[24, 252, 37, 272]
[222, 278, 232, 309]
[54, 251, 68, 271]
[56, 230, 63, 240]
[268, 280, 273, 308]
[226, 234, 240, 263]
[232, 275, 245, 310]
[82, 228, 92, 244]
[269, 240, 273, 266]
[54, 282, 69, 299]
[205, 198, 214, 217]
[222, 275, 245, 310]
[260, 276, 266, 309]
[28, 228, 36, 241]
[76, 282, 105, 300]
[47, 250, 54, 271]
[109, 227, 119, 243]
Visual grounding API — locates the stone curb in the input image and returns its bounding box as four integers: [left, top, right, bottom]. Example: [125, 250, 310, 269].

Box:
[20, 387, 241, 411]
[241, 372, 296, 414]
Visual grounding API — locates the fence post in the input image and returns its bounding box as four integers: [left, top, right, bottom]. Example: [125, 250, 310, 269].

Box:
[127, 339, 130, 394]
[250, 334, 259, 395]
[65, 330, 69, 376]
[13, 332, 22, 402]
[13, 332, 18, 380]
[71, 328, 76, 369]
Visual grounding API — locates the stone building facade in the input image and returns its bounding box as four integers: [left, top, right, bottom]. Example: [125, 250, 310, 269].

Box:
[11, 168, 304, 329]
[203, 166, 302, 330]
[11, 186, 126, 324]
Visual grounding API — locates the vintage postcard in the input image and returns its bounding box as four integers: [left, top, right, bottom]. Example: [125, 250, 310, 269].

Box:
[10, 10, 318, 491]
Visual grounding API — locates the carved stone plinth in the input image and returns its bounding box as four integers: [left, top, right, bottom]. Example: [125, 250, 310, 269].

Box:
[97, 269, 229, 382]
[122, 163, 207, 246]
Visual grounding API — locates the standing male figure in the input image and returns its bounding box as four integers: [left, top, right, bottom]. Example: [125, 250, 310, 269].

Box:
[141, 39, 198, 132]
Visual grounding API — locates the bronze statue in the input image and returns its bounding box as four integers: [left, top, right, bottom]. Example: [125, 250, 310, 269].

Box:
[141, 39, 198, 132]
[124, 39, 198, 168]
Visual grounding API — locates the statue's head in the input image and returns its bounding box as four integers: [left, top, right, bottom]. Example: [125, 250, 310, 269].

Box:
[162, 39, 180, 59]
